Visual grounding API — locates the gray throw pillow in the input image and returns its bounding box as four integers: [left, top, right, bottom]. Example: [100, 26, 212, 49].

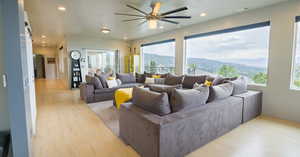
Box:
[207, 83, 234, 102]
[96, 74, 109, 88]
[135, 73, 146, 83]
[172, 86, 209, 112]
[165, 74, 184, 85]
[212, 76, 238, 86]
[117, 73, 136, 84]
[92, 76, 103, 89]
[132, 87, 171, 116]
[182, 75, 207, 89]
[154, 78, 166, 84]
[226, 76, 247, 95]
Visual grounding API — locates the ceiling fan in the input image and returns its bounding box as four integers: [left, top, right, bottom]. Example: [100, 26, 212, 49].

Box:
[115, 2, 191, 29]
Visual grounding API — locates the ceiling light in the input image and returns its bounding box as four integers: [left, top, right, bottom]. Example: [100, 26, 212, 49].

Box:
[41, 41, 46, 44]
[200, 13, 207, 17]
[237, 8, 249, 12]
[123, 36, 128, 40]
[41, 35, 46, 38]
[57, 6, 66, 11]
[159, 25, 164, 29]
[100, 27, 111, 34]
[148, 19, 157, 29]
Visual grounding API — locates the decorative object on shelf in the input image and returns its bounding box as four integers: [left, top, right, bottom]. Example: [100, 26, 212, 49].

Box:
[115, 2, 191, 29]
[70, 50, 82, 88]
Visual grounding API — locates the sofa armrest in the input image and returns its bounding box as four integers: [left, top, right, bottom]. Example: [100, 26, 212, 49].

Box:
[233, 90, 262, 123]
[80, 83, 95, 103]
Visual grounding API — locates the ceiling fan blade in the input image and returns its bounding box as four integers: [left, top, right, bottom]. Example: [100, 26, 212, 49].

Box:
[123, 18, 146, 22]
[126, 4, 148, 15]
[151, 2, 161, 16]
[137, 20, 147, 26]
[160, 7, 188, 16]
[115, 13, 145, 17]
[160, 19, 179, 24]
[162, 16, 191, 19]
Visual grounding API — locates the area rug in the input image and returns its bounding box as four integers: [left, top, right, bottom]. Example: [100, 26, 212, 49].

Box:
[87, 101, 120, 136]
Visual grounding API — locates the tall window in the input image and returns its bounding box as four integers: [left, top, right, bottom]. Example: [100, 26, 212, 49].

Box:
[292, 17, 300, 90]
[185, 22, 270, 85]
[141, 39, 175, 74]
[87, 50, 119, 74]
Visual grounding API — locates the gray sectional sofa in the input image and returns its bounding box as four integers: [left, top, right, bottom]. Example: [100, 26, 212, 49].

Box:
[118, 74, 262, 157]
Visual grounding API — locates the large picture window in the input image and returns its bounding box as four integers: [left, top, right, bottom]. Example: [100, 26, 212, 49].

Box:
[185, 22, 270, 85]
[291, 17, 300, 90]
[141, 39, 175, 74]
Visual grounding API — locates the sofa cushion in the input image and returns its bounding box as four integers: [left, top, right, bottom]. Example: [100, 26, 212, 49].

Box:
[117, 73, 136, 84]
[182, 75, 207, 89]
[132, 87, 171, 116]
[208, 83, 234, 102]
[165, 74, 184, 85]
[154, 78, 165, 84]
[172, 86, 209, 112]
[149, 84, 181, 95]
[118, 83, 143, 88]
[226, 76, 247, 95]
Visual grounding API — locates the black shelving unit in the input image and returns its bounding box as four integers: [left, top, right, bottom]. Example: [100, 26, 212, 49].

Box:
[71, 59, 82, 88]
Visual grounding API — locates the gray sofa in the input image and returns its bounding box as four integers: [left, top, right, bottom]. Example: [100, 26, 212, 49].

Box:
[80, 74, 143, 103]
[119, 88, 262, 157]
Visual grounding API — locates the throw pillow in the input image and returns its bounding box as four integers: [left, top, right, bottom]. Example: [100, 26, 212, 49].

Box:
[145, 77, 155, 84]
[92, 76, 103, 89]
[116, 73, 136, 84]
[152, 75, 161, 78]
[204, 80, 213, 86]
[96, 74, 109, 88]
[182, 75, 207, 89]
[132, 87, 171, 116]
[172, 86, 209, 112]
[136, 73, 146, 83]
[154, 78, 165, 84]
[116, 79, 122, 86]
[165, 74, 184, 85]
[106, 80, 118, 88]
[212, 76, 238, 85]
[207, 83, 234, 102]
[226, 76, 247, 95]
[107, 77, 116, 80]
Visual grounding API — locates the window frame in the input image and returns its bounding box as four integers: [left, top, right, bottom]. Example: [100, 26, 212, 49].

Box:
[184, 21, 271, 86]
[290, 16, 300, 90]
[141, 39, 176, 74]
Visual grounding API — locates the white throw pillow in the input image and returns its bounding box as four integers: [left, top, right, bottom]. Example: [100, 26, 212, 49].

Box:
[145, 77, 155, 84]
[107, 80, 118, 88]
[116, 79, 122, 86]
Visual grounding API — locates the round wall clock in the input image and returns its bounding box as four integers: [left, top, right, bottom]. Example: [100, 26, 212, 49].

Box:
[70, 50, 81, 60]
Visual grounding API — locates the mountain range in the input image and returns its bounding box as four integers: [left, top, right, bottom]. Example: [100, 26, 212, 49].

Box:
[144, 53, 267, 78]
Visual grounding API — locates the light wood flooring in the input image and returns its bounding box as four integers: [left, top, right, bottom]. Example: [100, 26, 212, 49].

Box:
[32, 79, 300, 157]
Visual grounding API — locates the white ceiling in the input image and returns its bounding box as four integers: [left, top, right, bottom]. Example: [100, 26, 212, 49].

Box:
[24, 0, 289, 47]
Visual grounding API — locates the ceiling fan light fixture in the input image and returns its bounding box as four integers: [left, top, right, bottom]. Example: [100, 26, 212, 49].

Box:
[100, 27, 111, 34]
[148, 19, 158, 29]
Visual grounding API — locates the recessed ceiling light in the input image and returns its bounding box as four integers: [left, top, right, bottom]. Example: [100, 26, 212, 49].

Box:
[159, 25, 164, 29]
[200, 13, 207, 17]
[57, 6, 66, 11]
[100, 27, 111, 34]
[237, 8, 249, 12]
[41, 35, 46, 38]
[123, 36, 128, 40]
[41, 41, 46, 44]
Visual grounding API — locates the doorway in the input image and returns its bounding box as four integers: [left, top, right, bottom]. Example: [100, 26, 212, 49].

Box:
[33, 54, 45, 79]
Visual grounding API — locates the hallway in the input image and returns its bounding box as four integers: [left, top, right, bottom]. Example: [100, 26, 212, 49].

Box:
[32, 80, 300, 157]
[32, 79, 139, 157]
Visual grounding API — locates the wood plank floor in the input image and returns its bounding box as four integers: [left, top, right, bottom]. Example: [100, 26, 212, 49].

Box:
[32, 79, 300, 157]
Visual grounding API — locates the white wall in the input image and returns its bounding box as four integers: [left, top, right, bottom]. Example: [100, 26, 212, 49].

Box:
[131, 1, 300, 123]
[0, 0, 9, 131]
[65, 35, 130, 85]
